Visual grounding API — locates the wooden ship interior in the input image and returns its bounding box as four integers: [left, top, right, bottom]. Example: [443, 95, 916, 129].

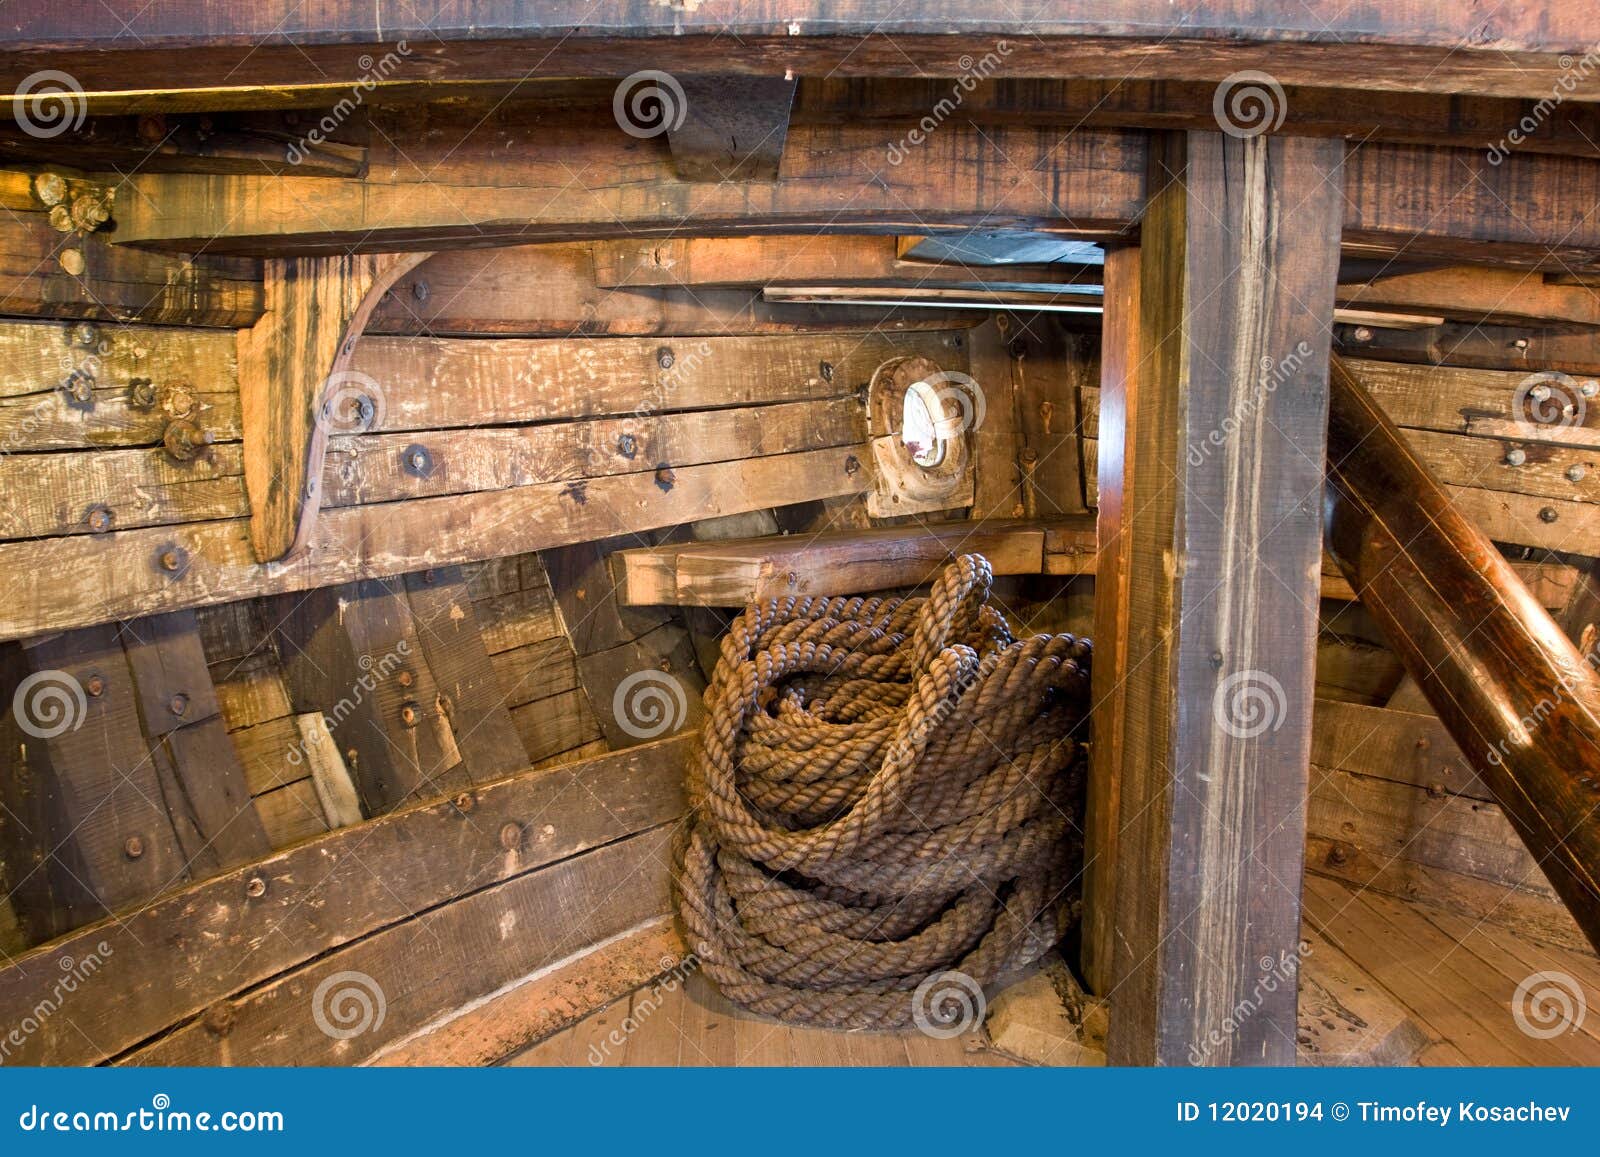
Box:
[3, 5, 1600, 1068]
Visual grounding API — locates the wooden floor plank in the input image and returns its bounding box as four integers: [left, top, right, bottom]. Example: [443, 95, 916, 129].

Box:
[676, 972, 738, 1067]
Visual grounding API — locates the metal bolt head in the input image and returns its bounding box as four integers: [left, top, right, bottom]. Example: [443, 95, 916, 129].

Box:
[84, 505, 113, 533]
[844, 455, 861, 476]
[128, 378, 157, 408]
[1504, 447, 1527, 466]
[454, 792, 475, 814]
[72, 322, 97, 348]
[1583, 380, 1599, 399]
[1352, 326, 1373, 343]
[617, 433, 638, 459]
[1540, 506, 1560, 523]
[399, 702, 419, 727]
[408, 450, 426, 470]
[1326, 843, 1350, 866]
[85, 674, 105, 698]
[245, 876, 267, 899]
[656, 346, 675, 371]
[819, 360, 834, 383]
[158, 546, 188, 574]
[1514, 337, 1531, 351]
[1568, 464, 1588, 482]
[499, 822, 523, 851]
[169, 693, 189, 717]
[1530, 383, 1552, 402]
[124, 835, 144, 860]
[396, 669, 414, 688]
[411, 280, 430, 303]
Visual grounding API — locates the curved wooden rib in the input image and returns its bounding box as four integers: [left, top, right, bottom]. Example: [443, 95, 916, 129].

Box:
[238, 252, 430, 563]
[1325, 353, 1600, 951]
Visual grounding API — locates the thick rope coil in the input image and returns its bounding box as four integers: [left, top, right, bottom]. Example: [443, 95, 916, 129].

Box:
[672, 553, 1091, 1030]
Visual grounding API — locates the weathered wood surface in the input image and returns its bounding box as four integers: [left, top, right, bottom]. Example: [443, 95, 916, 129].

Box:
[1082, 244, 1139, 998]
[238, 253, 427, 562]
[669, 75, 795, 182]
[3, 5, 1593, 103]
[0, 735, 689, 1065]
[611, 519, 1094, 606]
[0, 446, 870, 643]
[1325, 354, 1600, 953]
[1107, 132, 1343, 1067]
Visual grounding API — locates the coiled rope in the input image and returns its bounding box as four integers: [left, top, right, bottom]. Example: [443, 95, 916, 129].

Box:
[673, 553, 1091, 1030]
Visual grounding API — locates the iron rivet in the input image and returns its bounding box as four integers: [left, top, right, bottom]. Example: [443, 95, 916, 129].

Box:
[72, 322, 97, 348]
[1209, 651, 1224, 669]
[422, 569, 436, 585]
[617, 433, 638, 459]
[396, 669, 414, 687]
[399, 702, 419, 727]
[128, 378, 156, 408]
[656, 346, 674, 371]
[1530, 383, 1552, 402]
[844, 455, 860, 475]
[820, 361, 834, 383]
[1540, 506, 1560, 523]
[1582, 380, 1599, 398]
[85, 674, 105, 698]
[123, 835, 144, 860]
[1352, 326, 1373, 343]
[1568, 464, 1588, 482]
[1514, 337, 1531, 351]
[245, 876, 266, 899]
[411, 280, 430, 303]
[655, 465, 676, 492]
[84, 504, 113, 533]
[157, 545, 188, 575]
[169, 693, 188, 717]
[1504, 447, 1526, 466]
[1327, 843, 1350, 866]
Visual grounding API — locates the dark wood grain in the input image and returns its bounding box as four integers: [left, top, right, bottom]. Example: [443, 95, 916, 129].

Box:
[1324, 354, 1600, 954]
[1107, 132, 1343, 1066]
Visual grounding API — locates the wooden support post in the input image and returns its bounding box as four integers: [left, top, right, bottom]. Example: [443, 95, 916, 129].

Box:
[237, 252, 427, 563]
[0, 626, 187, 943]
[669, 76, 796, 182]
[1106, 132, 1344, 1066]
[542, 537, 705, 750]
[120, 609, 270, 875]
[1082, 245, 1140, 998]
[268, 578, 466, 815]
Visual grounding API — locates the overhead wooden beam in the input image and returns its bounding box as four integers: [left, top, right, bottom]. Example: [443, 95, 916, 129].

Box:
[112, 111, 1600, 270]
[239, 253, 428, 563]
[589, 236, 1104, 289]
[1107, 131, 1344, 1066]
[1, 5, 1591, 104]
[112, 112, 1143, 255]
[668, 75, 796, 182]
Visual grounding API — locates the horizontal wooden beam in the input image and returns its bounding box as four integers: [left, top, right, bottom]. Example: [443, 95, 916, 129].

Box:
[1, 5, 1590, 104]
[0, 735, 689, 1065]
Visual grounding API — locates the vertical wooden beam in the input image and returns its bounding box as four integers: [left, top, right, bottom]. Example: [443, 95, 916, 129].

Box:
[1082, 245, 1140, 998]
[121, 609, 270, 875]
[238, 252, 427, 564]
[1107, 132, 1344, 1066]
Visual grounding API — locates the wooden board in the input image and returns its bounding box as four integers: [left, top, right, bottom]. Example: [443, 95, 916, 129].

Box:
[1107, 131, 1343, 1066]
[0, 735, 689, 1065]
